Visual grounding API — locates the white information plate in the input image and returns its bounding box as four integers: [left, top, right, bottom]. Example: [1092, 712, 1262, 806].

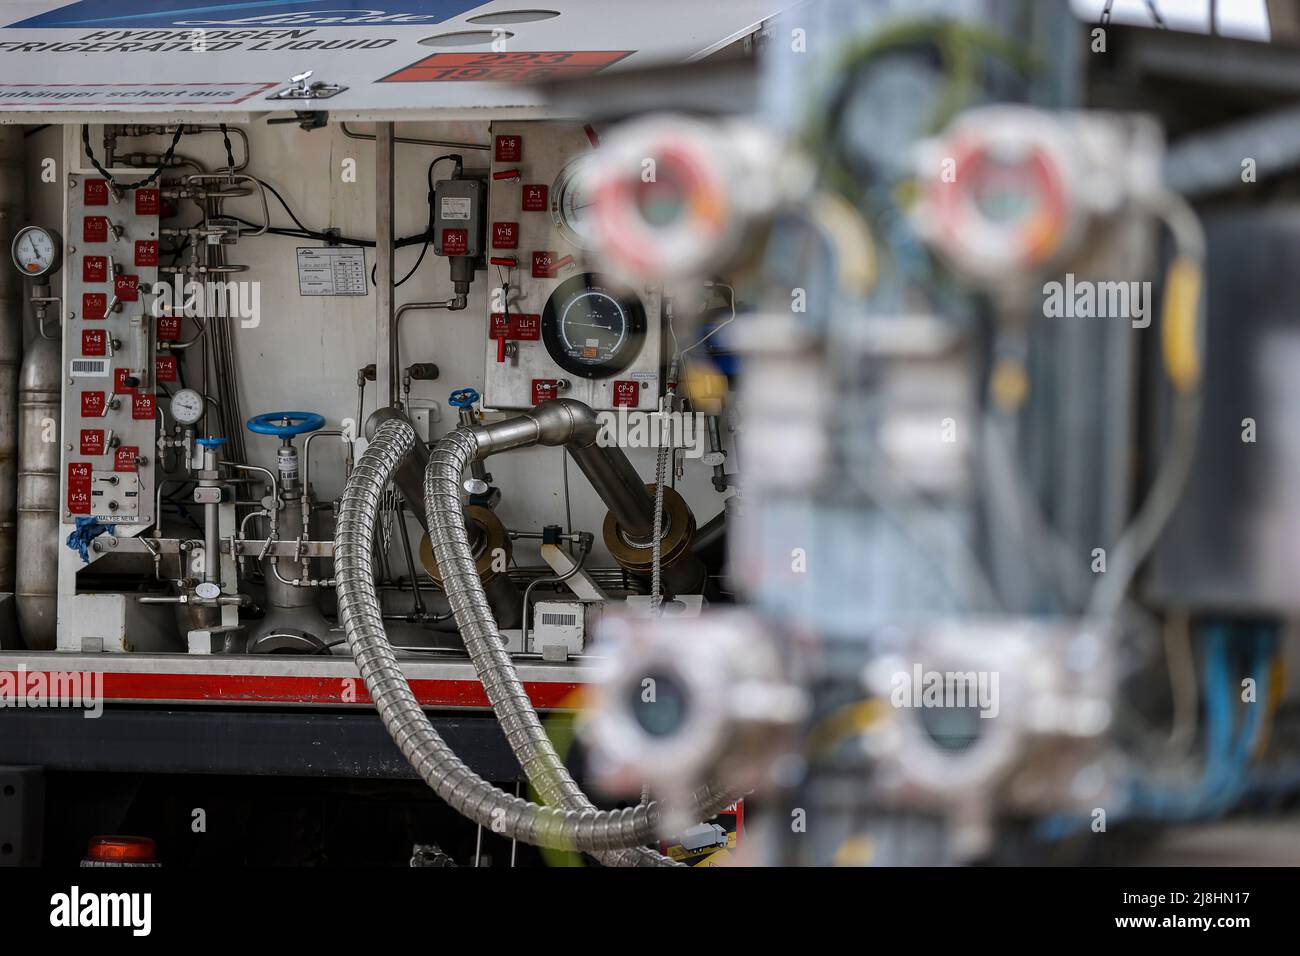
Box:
[296, 246, 369, 297]
[0, 1, 794, 116]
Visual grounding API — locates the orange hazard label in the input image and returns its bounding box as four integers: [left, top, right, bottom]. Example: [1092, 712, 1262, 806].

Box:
[380, 51, 633, 83]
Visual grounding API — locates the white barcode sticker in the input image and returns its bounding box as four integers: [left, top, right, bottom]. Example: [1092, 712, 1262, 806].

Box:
[540, 612, 578, 627]
[70, 358, 110, 377]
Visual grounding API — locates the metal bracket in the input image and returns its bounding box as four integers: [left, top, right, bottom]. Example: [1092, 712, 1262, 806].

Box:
[268, 71, 348, 101]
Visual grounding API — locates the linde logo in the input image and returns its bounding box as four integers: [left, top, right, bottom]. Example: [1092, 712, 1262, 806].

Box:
[177, 10, 450, 27]
[50, 887, 151, 937]
[11, 1, 485, 29]
[1042, 273, 1152, 329]
[889, 664, 1000, 719]
[0, 665, 103, 718]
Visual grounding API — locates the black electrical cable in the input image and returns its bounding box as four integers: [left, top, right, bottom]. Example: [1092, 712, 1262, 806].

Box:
[81, 123, 183, 191]
[254, 177, 325, 237]
[251, 178, 424, 247]
[219, 123, 236, 174]
[225, 215, 370, 245]
[395, 241, 430, 287]
[366, 153, 463, 287]
[227, 155, 465, 287]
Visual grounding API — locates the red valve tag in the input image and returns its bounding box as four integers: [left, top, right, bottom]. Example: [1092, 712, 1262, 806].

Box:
[155, 355, 178, 382]
[132, 391, 156, 420]
[80, 428, 105, 456]
[83, 179, 108, 206]
[613, 380, 640, 408]
[80, 391, 106, 417]
[134, 188, 160, 216]
[157, 315, 182, 341]
[67, 463, 92, 514]
[531, 250, 556, 278]
[522, 184, 548, 212]
[82, 256, 107, 283]
[114, 446, 139, 473]
[531, 379, 560, 405]
[114, 274, 139, 302]
[489, 313, 540, 341]
[81, 329, 107, 357]
[83, 217, 108, 243]
[492, 221, 519, 249]
[134, 240, 158, 267]
[441, 228, 469, 256]
[494, 134, 522, 163]
[82, 293, 107, 320]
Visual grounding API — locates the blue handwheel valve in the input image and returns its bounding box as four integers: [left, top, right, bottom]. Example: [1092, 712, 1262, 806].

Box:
[448, 388, 480, 409]
[246, 411, 326, 438]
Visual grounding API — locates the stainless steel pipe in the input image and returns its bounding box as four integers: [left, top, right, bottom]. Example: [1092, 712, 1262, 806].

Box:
[473, 398, 658, 539]
[0, 126, 24, 594]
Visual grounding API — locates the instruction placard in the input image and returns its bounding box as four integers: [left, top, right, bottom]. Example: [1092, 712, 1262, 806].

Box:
[296, 247, 368, 297]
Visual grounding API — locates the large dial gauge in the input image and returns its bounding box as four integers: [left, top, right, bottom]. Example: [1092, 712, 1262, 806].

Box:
[550, 155, 599, 250]
[541, 273, 646, 378]
[11, 225, 62, 278]
[169, 387, 205, 425]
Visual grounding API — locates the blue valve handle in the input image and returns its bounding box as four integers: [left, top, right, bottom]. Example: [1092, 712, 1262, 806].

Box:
[196, 436, 227, 448]
[246, 411, 325, 437]
[448, 388, 480, 409]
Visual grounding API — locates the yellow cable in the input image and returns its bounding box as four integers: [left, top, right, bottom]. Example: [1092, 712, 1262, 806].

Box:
[1254, 654, 1286, 759]
[1161, 255, 1203, 393]
[805, 698, 890, 758]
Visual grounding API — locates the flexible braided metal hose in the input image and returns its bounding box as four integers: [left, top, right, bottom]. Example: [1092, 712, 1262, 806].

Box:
[336, 419, 670, 855]
[650, 441, 669, 614]
[426, 424, 740, 867]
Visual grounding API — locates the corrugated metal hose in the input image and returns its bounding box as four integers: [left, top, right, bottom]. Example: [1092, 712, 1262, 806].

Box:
[336, 417, 731, 864]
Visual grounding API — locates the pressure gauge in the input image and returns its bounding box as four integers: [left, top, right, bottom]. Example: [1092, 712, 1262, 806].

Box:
[170, 387, 205, 425]
[551, 155, 599, 250]
[11, 225, 62, 278]
[541, 273, 646, 378]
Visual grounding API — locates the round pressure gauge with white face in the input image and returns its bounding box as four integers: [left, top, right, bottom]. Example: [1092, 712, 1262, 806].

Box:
[170, 387, 204, 425]
[11, 225, 62, 278]
[551, 155, 599, 250]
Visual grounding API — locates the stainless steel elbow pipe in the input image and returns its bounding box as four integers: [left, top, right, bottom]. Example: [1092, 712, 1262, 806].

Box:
[473, 399, 705, 594]
[473, 398, 657, 540]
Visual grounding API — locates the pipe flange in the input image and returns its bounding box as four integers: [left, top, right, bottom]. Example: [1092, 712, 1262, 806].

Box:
[420, 504, 511, 586]
[247, 629, 323, 654]
[603, 484, 695, 575]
